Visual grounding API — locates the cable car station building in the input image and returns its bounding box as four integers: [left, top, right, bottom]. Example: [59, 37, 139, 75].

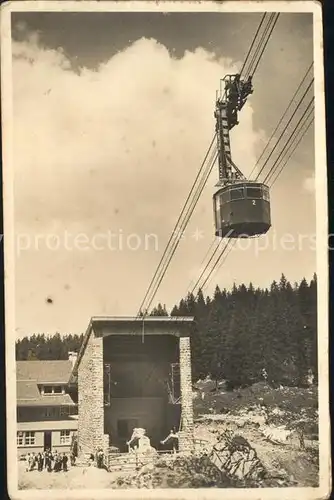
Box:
[69, 316, 195, 457]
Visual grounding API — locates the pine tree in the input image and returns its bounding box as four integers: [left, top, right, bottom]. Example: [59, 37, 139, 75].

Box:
[150, 303, 168, 316]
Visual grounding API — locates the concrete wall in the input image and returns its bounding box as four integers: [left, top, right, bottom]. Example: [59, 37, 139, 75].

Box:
[78, 329, 104, 456]
[179, 336, 194, 454]
[77, 328, 194, 455]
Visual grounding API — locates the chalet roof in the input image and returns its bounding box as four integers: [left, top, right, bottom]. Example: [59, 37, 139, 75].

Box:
[17, 388, 75, 406]
[17, 360, 73, 384]
[16, 361, 76, 407]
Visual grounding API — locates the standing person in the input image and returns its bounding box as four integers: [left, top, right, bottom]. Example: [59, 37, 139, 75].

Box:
[160, 428, 179, 454]
[70, 450, 76, 466]
[54, 452, 61, 472]
[46, 449, 53, 472]
[29, 453, 36, 471]
[44, 450, 49, 472]
[37, 452, 43, 471]
[96, 448, 104, 469]
[62, 453, 68, 472]
[53, 451, 58, 472]
[127, 428, 146, 452]
[25, 453, 30, 472]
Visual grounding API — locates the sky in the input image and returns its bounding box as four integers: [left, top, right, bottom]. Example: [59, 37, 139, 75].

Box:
[10, 10, 317, 336]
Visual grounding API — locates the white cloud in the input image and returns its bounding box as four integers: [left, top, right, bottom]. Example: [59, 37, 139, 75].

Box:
[12, 34, 266, 333]
[13, 36, 260, 229]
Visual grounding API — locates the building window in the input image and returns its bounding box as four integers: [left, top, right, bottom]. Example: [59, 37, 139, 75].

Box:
[24, 432, 36, 445]
[42, 385, 64, 395]
[60, 430, 71, 445]
[45, 407, 57, 418]
[17, 432, 24, 446]
[60, 406, 70, 417]
[17, 431, 36, 446]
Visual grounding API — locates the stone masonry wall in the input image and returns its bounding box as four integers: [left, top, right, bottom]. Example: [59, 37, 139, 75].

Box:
[78, 329, 104, 456]
[178, 336, 194, 454]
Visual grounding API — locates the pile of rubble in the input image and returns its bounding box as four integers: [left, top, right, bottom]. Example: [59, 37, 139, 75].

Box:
[110, 428, 295, 489]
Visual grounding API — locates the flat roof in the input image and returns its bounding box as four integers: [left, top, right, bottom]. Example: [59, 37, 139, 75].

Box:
[91, 316, 194, 323]
[69, 315, 194, 382]
[91, 315, 194, 337]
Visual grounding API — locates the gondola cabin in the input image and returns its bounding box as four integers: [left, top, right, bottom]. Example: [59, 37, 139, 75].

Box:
[213, 181, 271, 238]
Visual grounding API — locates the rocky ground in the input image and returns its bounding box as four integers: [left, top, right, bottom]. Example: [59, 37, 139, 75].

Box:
[18, 380, 319, 489]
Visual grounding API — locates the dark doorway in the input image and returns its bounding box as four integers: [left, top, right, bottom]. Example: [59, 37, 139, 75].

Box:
[44, 431, 52, 450]
[117, 418, 138, 438]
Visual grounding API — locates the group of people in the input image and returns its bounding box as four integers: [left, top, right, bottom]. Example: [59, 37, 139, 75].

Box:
[25, 449, 74, 472]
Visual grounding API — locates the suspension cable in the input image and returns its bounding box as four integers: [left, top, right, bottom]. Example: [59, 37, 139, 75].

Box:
[189, 86, 314, 295]
[263, 97, 314, 184]
[240, 13, 267, 76]
[265, 104, 314, 185]
[139, 12, 280, 314]
[256, 78, 314, 181]
[249, 62, 313, 180]
[139, 145, 218, 315]
[190, 239, 224, 295]
[136, 135, 216, 315]
[247, 13, 280, 78]
[270, 116, 314, 187]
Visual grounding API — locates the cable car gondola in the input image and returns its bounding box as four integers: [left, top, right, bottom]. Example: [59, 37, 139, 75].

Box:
[213, 181, 271, 238]
[213, 74, 271, 238]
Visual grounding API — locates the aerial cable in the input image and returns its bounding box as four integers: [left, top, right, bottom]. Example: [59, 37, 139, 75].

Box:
[189, 86, 314, 296]
[263, 97, 314, 184]
[139, 144, 218, 315]
[246, 13, 280, 78]
[270, 116, 314, 187]
[249, 62, 313, 180]
[187, 16, 282, 295]
[139, 13, 280, 314]
[198, 239, 233, 292]
[142, 147, 218, 314]
[265, 102, 314, 185]
[266, 104, 314, 185]
[202, 103, 314, 293]
[240, 13, 267, 76]
[136, 135, 216, 315]
[202, 241, 236, 293]
[256, 78, 314, 181]
[190, 239, 224, 295]
[243, 13, 275, 79]
[186, 237, 220, 296]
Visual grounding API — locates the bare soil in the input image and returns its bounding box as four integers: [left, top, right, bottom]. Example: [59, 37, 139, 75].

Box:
[18, 381, 319, 489]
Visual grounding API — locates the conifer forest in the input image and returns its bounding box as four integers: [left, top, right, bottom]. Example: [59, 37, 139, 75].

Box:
[16, 273, 317, 390]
